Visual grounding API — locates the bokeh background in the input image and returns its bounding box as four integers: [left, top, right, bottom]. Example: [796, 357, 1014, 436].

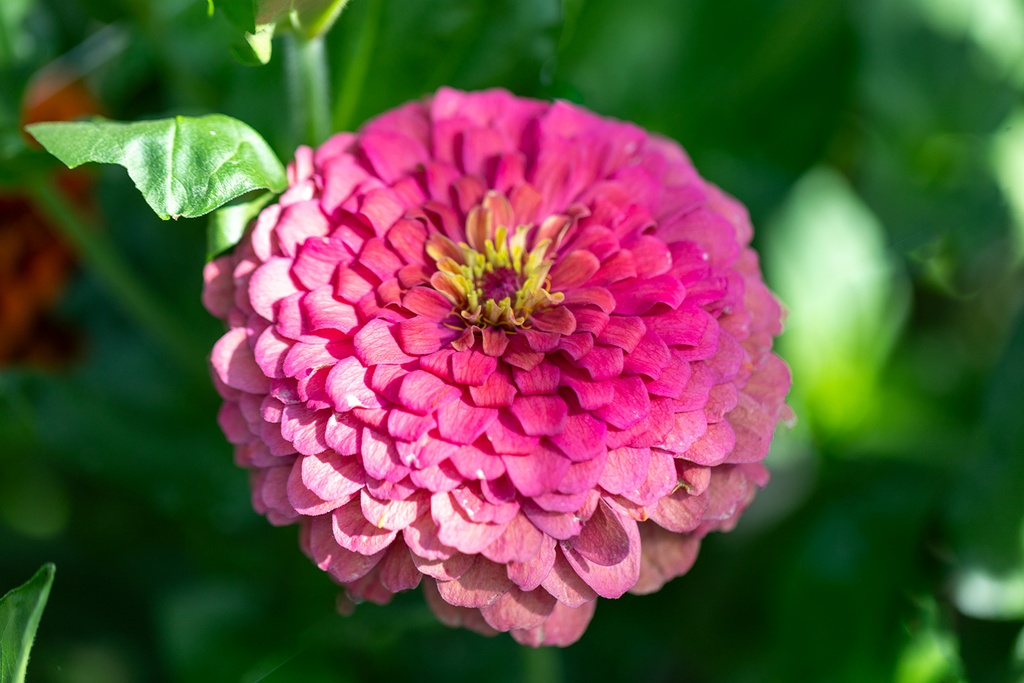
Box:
[3, 0, 1024, 681]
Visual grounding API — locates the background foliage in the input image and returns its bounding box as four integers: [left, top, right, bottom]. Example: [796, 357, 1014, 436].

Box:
[2, 0, 1024, 681]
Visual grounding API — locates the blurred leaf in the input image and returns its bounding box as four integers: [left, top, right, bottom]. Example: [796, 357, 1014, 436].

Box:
[0, 563, 55, 683]
[0, 0, 34, 67]
[950, 310, 1024, 619]
[765, 167, 909, 435]
[26, 115, 287, 219]
[207, 190, 274, 259]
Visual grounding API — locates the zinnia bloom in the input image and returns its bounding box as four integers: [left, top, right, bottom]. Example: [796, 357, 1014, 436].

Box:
[203, 88, 791, 646]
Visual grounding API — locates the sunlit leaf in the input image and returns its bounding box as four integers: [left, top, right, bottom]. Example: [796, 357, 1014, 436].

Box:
[0, 564, 55, 683]
[26, 115, 287, 220]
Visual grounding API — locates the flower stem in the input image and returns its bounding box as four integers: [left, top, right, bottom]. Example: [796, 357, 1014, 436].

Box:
[522, 644, 563, 683]
[332, 0, 382, 133]
[25, 175, 205, 374]
[285, 31, 332, 148]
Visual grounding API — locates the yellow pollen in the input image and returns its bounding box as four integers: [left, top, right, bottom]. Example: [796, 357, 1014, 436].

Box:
[427, 195, 564, 329]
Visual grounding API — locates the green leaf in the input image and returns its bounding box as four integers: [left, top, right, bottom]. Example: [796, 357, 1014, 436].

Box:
[0, 564, 55, 683]
[26, 115, 287, 220]
[206, 190, 275, 260]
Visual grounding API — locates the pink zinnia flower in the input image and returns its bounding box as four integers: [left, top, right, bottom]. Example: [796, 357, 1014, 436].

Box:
[203, 88, 791, 646]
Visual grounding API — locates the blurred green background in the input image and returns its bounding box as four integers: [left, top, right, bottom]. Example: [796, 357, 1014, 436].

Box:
[2, 0, 1023, 681]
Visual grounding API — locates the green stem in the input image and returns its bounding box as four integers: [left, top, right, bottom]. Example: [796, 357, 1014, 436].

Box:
[25, 176, 205, 374]
[522, 645, 563, 683]
[332, 0, 382, 133]
[285, 32, 331, 148]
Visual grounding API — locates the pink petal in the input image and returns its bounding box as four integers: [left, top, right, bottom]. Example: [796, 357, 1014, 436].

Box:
[422, 579, 499, 636]
[292, 235, 352, 290]
[211, 328, 269, 394]
[561, 501, 640, 598]
[332, 497, 398, 555]
[508, 534, 557, 591]
[249, 256, 301, 321]
[279, 403, 328, 455]
[595, 316, 646, 352]
[306, 515, 386, 582]
[353, 319, 415, 366]
[649, 488, 708, 533]
[432, 491, 509, 554]
[297, 451, 365, 503]
[403, 513, 457, 561]
[325, 356, 380, 411]
[547, 411, 607, 462]
[512, 363, 560, 395]
[598, 446, 650, 495]
[501, 444, 571, 497]
[683, 419, 736, 466]
[510, 599, 596, 647]
[397, 369, 458, 415]
[540, 547, 598, 608]
[593, 376, 651, 430]
[482, 512, 544, 564]
[451, 349, 497, 387]
[376, 542, 424, 593]
[450, 444, 506, 482]
[481, 586, 557, 631]
[469, 370, 517, 408]
[549, 250, 600, 290]
[485, 413, 541, 454]
[360, 489, 428, 531]
[412, 551, 476, 581]
[324, 412, 360, 455]
[632, 523, 701, 595]
[437, 394, 498, 445]
[435, 557, 513, 608]
[360, 427, 409, 483]
[509, 395, 568, 437]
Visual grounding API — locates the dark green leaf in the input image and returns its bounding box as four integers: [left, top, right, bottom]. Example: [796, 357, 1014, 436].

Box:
[206, 190, 274, 260]
[26, 115, 287, 220]
[0, 564, 55, 683]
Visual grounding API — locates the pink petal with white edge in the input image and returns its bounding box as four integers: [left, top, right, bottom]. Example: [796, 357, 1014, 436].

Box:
[211, 328, 270, 394]
[435, 556, 513, 608]
[481, 586, 557, 631]
[511, 599, 597, 647]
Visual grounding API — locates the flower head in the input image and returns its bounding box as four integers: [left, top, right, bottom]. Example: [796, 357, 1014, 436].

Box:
[203, 88, 791, 646]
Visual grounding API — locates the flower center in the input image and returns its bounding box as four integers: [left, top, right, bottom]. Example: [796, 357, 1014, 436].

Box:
[426, 192, 564, 329]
